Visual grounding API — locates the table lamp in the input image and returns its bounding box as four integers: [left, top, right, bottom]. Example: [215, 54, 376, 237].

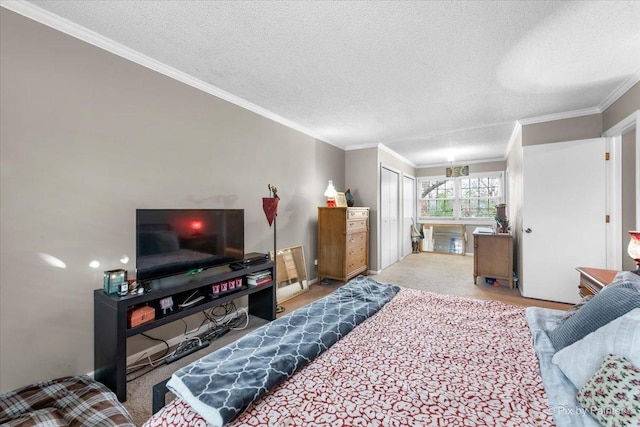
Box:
[324, 180, 337, 207]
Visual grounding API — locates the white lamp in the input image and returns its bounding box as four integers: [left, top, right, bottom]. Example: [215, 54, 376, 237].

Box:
[324, 180, 337, 207]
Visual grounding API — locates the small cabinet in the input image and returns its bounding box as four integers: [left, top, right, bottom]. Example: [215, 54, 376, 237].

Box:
[473, 233, 514, 289]
[317, 207, 369, 283]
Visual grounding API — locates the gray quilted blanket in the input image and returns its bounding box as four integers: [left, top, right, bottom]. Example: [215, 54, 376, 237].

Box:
[167, 276, 400, 426]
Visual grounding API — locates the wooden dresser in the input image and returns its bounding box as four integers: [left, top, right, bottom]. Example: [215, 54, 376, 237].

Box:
[473, 233, 514, 289]
[317, 207, 369, 283]
[576, 267, 618, 297]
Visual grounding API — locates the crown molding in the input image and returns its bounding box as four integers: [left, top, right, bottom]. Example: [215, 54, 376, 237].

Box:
[344, 142, 378, 151]
[415, 157, 506, 169]
[0, 1, 330, 145]
[344, 143, 417, 168]
[599, 67, 640, 112]
[377, 144, 417, 168]
[518, 106, 602, 126]
[504, 121, 522, 157]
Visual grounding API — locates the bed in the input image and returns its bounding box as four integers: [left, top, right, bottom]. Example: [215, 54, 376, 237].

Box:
[144, 275, 640, 427]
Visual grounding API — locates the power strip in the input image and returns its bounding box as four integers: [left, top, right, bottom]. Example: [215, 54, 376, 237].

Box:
[165, 339, 210, 364]
[124, 307, 245, 367]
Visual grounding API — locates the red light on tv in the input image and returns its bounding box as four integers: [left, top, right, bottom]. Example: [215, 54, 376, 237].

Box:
[191, 220, 203, 231]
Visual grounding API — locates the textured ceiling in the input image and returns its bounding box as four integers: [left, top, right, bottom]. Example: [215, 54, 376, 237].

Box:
[8, 1, 640, 166]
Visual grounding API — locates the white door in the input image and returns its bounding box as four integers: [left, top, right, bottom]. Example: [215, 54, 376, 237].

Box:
[402, 175, 416, 257]
[522, 138, 607, 304]
[381, 167, 400, 269]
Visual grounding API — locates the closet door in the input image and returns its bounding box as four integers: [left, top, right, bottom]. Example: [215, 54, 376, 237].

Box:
[381, 166, 400, 269]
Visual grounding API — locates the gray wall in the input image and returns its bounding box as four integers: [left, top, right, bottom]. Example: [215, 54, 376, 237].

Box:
[345, 147, 379, 269]
[522, 114, 602, 146]
[345, 146, 416, 271]
[0, 9, 344, 392]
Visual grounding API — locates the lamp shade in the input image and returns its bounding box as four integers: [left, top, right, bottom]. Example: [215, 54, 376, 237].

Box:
[324, 180, 337, 198]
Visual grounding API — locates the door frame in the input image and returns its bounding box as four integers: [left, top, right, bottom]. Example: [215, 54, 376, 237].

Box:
[402, 173, 417, 258]
[602, 110, 639, 269]
[379, 164, 401, 269]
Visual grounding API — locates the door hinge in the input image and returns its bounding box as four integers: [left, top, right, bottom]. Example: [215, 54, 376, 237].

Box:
[605, 152, 610, 160]
[606, 215, 610, 223]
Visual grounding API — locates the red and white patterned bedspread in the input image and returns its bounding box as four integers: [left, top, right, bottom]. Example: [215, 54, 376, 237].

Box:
[144, 288, 553, 426]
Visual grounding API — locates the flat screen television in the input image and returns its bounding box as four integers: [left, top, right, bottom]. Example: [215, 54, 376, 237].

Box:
[136, 209, 244, 282]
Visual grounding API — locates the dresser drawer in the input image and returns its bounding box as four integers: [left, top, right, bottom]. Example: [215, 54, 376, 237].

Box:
[345, 249, 367, 276]
[347, 219, 368, 233]
[347, 231, 367, 248]
[347, 209, 369, 220]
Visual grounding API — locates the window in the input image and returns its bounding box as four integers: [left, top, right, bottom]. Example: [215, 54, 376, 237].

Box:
[418, 172, 503, 221]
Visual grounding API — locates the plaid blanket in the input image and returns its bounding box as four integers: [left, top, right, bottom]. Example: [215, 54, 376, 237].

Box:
[0, 375, 134, 427]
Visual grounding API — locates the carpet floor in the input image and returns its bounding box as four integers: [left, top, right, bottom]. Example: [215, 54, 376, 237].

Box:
[122, 252, 570, 425]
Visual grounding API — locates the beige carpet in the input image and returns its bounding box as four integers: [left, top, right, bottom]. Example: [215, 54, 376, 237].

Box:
[123, 252, 569, 425]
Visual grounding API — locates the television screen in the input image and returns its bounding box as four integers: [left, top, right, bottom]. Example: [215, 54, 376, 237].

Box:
[136, 209, 244, 282]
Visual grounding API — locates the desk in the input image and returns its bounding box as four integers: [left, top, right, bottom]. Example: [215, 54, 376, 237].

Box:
[575, 267, 618, 297]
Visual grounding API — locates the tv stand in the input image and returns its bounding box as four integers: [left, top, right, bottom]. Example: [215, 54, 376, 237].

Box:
[93, 261, 276, 402]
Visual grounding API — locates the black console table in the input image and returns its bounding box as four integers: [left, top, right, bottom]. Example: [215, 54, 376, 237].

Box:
[94, 261, 276, 402]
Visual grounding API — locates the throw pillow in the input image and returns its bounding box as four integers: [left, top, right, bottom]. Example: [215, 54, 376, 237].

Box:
[552, 308, 640, 389]
[548, 286, 640, 351]
[600, 271, 640, 294]
[558, 294, 593, 323]
[576, 354, 640, 427]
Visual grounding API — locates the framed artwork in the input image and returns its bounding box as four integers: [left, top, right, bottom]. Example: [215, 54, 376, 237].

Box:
[335, 192, 347, 207]
[270, 246, 309, 302]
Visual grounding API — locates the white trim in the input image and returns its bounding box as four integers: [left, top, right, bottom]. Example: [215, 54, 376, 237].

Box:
[606, 136, 623, 270]
[599, 69, 640, 112]
[344, 142, 378, 151]
[377, 144, 417, 168]
[602, 110, 640, 137]
[0, 0, 332, 146]
[602, 110, 640, 230]
[518, 107, 602, 126]
[417, 157, 506, 169]
[505, 122, 522, 158]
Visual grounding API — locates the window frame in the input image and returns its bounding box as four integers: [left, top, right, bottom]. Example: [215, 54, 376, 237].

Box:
[417, 171, 504, 223]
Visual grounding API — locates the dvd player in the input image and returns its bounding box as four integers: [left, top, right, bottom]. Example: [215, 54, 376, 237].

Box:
[242, 252, 269, 265]
[229, 252, 269, 270]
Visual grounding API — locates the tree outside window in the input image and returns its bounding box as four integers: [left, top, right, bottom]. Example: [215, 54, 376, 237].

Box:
[418, 172, 503, 221]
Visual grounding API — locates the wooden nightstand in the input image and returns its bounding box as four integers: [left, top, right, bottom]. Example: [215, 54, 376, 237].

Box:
[576, 267, 618, 297]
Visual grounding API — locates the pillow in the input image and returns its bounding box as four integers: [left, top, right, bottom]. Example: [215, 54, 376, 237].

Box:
[548, 286, 640, 351]
[552, 308, 640, 389]
[600, 271, 640, 294]
[558, 294, 593, 323]
[576, 354, 640, 427]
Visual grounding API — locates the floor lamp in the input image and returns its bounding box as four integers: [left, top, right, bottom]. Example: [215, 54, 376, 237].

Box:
[263, 185, 284, 314]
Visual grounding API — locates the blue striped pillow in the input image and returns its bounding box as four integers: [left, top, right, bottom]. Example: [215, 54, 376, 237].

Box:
[548, 286, 640, 351]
